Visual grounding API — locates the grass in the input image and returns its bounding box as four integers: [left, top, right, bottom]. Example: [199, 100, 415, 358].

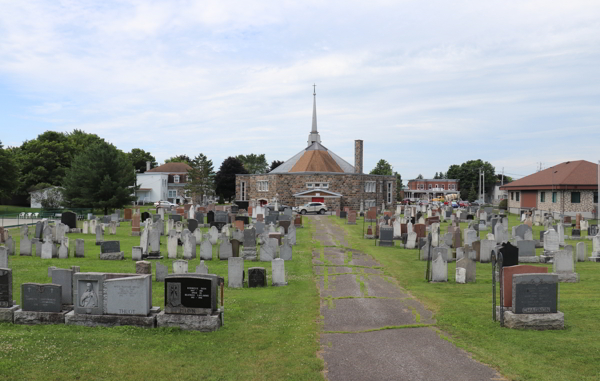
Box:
[0, 218, 324, 381]
[329, 213, 600, 381]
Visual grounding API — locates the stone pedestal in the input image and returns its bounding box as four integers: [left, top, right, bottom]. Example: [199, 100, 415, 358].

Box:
[14, 309, 70, 325]
[131, 232, 141, 237]
[518, 256, 540, 263]
[99, 252, 125, 260]
[557, 273, 579, 283]
[0, 305, 19, 323]
[503, 310, 564, 330]
[588, 256, 600, 262]
[241, 248, 257, 261]
[64, 308, 160, 328]
[155, 310, 222, 332]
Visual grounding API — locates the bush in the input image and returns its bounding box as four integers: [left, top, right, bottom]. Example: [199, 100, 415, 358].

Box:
[499, 199, 507, 210]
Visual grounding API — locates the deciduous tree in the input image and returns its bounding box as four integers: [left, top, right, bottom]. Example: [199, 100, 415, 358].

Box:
[128, 148, 157, 173]
[0, 141, 19, 200]
[236, 154, 269, 174]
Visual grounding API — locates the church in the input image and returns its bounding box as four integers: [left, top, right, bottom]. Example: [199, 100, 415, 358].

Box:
[235, 89, 396, 212]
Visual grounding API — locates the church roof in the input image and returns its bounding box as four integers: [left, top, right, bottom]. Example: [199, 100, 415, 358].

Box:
[270, 142, 355, 174]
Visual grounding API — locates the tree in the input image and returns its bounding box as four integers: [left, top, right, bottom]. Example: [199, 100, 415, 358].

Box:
[434, 172, 439, 179]
[128, 148, 157, 173]
[0, 141, 19, 200]
[237, 154, 268, 174]
[395, 172, 404, 201]
[215, 157, 247, 202]
[185, 153, 215, 204]
[467, 184, 477, 202]
[416, 174, 424, 179]
[62, 141, 137, 214]
[370, 159, 393, 175]
[446, 159, 495, 201]
[66, 129, 105, 154]
[165, 155, 192, 165]
[269, 160, 284, 173]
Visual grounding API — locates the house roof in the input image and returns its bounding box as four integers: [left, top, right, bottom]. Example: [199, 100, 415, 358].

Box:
[147, 162, 192, 173]
[500, 160, 599, 190]
[270, 142, 355, 174]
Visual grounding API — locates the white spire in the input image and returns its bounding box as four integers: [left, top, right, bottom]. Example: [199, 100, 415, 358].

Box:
[308, 84, 321, 146]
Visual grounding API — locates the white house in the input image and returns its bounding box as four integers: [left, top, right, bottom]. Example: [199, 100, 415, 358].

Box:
[136, 162, 192, 204]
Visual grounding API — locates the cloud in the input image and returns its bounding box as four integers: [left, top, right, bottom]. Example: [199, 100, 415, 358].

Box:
[0, 0, 599, 179]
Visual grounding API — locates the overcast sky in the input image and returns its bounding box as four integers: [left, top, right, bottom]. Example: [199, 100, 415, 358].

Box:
[1, 1, 599, 180]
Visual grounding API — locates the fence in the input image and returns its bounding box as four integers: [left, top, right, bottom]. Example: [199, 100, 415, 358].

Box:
[0, 207, 93, 228]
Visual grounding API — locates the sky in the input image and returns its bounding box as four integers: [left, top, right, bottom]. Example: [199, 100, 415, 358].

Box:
[1, 0, 599, 180]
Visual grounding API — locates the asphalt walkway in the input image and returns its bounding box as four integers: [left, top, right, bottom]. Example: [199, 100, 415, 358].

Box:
[311, 215, 504, 381]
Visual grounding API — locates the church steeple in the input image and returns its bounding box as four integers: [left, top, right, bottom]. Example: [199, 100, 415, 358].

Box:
[307, 84, 321, 146]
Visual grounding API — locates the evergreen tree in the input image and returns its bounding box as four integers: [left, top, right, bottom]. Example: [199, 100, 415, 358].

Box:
[416, 174, 424, 179]
[269, 160, 284, 172]
[185, 153, 215, 204]
[0, 141, 19, 200]
[63, 141, 137, 214]
[215, 157, 248, 202]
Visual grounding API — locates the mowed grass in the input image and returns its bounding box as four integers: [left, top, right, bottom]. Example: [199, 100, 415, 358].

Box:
[0, 217, 324, 381]
[330, 213, 600, 381]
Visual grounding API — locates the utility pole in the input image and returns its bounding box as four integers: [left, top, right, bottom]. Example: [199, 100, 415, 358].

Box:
[478, 168, 481, 203]
[482, 169, 485, 204]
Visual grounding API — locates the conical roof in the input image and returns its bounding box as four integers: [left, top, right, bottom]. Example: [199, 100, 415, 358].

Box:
[270, 142, 355, 174]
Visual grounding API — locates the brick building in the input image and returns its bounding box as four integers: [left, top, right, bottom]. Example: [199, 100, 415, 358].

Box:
[500, 160, 599, 218]
[405, 179, 460, 201]
[235, 90, 396, 212]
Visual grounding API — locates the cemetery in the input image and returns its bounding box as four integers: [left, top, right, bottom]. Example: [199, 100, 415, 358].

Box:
[2, 200, 600, 379]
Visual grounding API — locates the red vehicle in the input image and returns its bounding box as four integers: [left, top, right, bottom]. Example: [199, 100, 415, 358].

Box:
[459, 201, 470, 207]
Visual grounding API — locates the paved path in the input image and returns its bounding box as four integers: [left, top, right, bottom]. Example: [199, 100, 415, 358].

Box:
[312, 215, 504, 381]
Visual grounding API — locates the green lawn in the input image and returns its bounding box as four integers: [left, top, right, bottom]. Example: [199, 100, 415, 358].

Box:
[329, 213, 600, 381]
[0, 218, 324, 381]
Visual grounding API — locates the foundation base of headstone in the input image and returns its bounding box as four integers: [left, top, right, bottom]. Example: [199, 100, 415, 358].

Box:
[377, 241, 394, 247]
[14, 309, 70, 325]
[242, 248, 257, 261]
[95, 242, 103, 246]
[588, 256, 600, 262]
[503, 311, 564, 330]
[539, 255, 554, 263]
[156, 311, 222, 332]
[346, 222, 356, 225]
[99, 252, 125, 260]
[518, 256, 540, 263]
[65, 309, 160, 328]
[0, 305, 19, 323]
[557, 272, 579, 283]
[364, 234, 375, 239]
[131, 232, 141, 236]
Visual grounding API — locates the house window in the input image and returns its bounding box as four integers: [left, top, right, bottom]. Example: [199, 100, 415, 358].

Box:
[540, 192, 545, 202]
[241, 181, 247, 200]
[435, 184, 438, 189]
[511, 192, 514, 200]
[174, 175, 180, 183]
[168, 190, 177, 198]
[552, 192, 557, 203]
[516, 192, 520, 202]
[428, 184, 432, 190]
[387, 182, 392, 203]
[365, 200, 376, 208]
[571, 192, 581, 203]
[257, 181, 268, 192]
[365, 181, 376, 193]
[595, 192, 598, 204]
[306, 183, 314, 188]
[441, 185, 444, 190]
[449, 184, 455, 190]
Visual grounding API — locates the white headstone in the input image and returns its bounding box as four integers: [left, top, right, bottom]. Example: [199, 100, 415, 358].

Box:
[272, 258, 287, 286]
[173, 259, 188, 274]
[228, 257, 244, 288]
[431, 255, 447, 282]
[576, 241, 586, 262]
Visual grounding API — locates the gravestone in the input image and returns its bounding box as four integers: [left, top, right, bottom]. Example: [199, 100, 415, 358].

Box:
[553, 250, 579, 282]
[52, 268, 73, 305]
[272, 258, 287, 286]
[58, 238, 69, 259]
[576, 241, 587, 262]
[156, 262, 168, 282]
[231, 239, 241, 257]
[499, 242, 519, 267]
[196, 260, 209, 274]
[280, 237, 293, 260]
[132, 246, 143, 261]
[187, 219, 198, 233]
[141, 212, 150, 223]
[20, 236, 32, 256]
[136, 261, 151, 275]
[35, 221, 44, 240]
[228, 257, 244, 288]
[200, 239, 213, 260]
[21, 283, 62, 313]
[502, 265, 548, 307]
[219, 239, 233, 260]
[248, 267, 267, 287]
[512, 274, 558, 314]
[456, 257, 476, 283]
[100, 241, 124, 260]
[260, 238, 277, 262]
[406, 232, 417, 249]
[104, 275, 151, 316]
[95, 224, 103, 246]
[544, 230, 559, 252]
[164, 274, 219, 314]
[431, 255, 447, 282]
[167, 231, 178, 259]
[173, 260, 189, 274]
[379, 226, 394, 247]
[61, 211, 77, 230]
[517, 240, 536, 258]
[124, 208, 132, 221]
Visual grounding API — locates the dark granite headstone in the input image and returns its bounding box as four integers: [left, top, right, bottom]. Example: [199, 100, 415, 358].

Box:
[230, 205, 239, 214]
[279, 220, 291, 234]
[379, 227, 394, 246]
[235, 216, 250, 225]
[248, 267, 267, 288]
[141, 212, 150, 222]
[266, 214, 278, 225]
[21, 283, 62, 312]
[539, 230, 546, 242]
[466, 214, 474, 220]
[101, 241, 121, 253]
[244, 229, 256, 247]
[187, 219, 198, 233]
[207, 211, 215, 224]
[164, 274, 218, 314]
[169, 214, 182, 222]
[0, 268, 12, 308]
[512, 274, 558, 314]
[35, 221, 44, 240]
[499, 242, 519, 267]
[340, 211, 347, 219]
[215, 212, 228, 223]
[103, 215, 111, 224]
[195, 212, 204, 224]
[61, 211, 77, 229]
[231, 239, 241, 257]
[571, 229, 580, 237]
[589, 225, 598, 236]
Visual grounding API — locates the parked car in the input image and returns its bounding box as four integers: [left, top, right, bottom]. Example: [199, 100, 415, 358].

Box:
[470, 201, 481, 206]
[293, 202, 328, 215]
[459, 201, 469, 208]
[154, 200, 177, 208]
[451, 201, 459, 208]
[265, 203, 292, 212]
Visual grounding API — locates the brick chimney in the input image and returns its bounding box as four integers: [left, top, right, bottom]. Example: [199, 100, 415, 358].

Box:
[354, 140, 363, 174]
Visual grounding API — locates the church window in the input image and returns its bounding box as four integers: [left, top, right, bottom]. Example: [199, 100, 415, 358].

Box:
[365, 181, 376, 193]
[257, 181, 269, 192]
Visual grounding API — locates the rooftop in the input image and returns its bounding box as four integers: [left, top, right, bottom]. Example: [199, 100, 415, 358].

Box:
[146, 162, 192, 173]
[500, 160, 599, 190]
